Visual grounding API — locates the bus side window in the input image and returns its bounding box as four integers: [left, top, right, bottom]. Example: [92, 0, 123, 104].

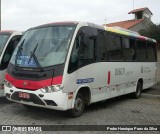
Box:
[146, 42, 156, 62]
[136, 40, 147, 62]
[68, 27, 97, 73]
[78, 27, 97, 67]
[97, 30, 106, 61]
[106, 34, 122, 61]
[68, 35, 80, 72]
[122, 38, 136, 61]
[0, 35, 22, 70]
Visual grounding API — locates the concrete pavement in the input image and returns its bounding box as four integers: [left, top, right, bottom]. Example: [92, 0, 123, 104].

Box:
[142, 84, 160, 99]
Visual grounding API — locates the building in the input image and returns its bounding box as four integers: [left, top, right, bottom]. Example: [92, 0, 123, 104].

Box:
[106, 7, 153, 33]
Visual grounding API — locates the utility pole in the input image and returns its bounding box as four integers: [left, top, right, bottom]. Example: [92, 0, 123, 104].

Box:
[0, 0, 1, 30]
[133, 0, 135, 10]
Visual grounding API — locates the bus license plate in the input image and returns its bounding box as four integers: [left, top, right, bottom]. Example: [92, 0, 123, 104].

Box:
[19, 92, 30, 99]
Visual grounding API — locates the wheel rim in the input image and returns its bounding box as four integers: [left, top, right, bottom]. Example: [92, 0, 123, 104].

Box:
[74, 98, 83, 112]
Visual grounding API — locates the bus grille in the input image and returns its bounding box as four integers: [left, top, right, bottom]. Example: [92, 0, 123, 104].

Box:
[11, 92, 45, 105]
[12, 71, 47, 79]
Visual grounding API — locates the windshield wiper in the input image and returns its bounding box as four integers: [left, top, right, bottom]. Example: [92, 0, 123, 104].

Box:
[28, 43, 43, 71]
[15, 39, 25, 67]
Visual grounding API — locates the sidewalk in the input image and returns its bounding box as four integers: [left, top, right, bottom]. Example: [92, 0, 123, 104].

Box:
[141, 84, 160, 99]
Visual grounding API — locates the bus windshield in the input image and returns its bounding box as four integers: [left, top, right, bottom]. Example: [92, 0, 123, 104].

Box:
[10, 26, 75, 68]
[0, 34, 10, 56]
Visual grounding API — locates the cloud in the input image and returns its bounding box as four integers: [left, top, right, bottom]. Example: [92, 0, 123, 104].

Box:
[1, 0, 160, 31]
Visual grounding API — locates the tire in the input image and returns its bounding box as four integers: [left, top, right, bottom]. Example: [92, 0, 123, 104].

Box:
[133, 82, 142, 99]
[68, 93, 85, 118]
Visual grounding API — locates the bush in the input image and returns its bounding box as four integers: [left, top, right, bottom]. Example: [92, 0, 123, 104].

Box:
[139, 24, 160, 47]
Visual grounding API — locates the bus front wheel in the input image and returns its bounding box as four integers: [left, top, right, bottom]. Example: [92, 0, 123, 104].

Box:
[133, 82, 142, 99]
[68, 93, 85, 118]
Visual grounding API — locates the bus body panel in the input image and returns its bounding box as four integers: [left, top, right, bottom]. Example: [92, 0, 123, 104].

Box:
[4, 61, 157, 110]
[0, 32, 22, 96]
[5, 86, 69, 110]
[4, 22, 157, 113]
[5, 60, 65, 91]
[64, 62, 157, 105]
[0, 69, 6, 95]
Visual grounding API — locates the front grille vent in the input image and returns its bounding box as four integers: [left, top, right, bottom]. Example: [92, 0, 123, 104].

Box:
[12, 71, 47, 79]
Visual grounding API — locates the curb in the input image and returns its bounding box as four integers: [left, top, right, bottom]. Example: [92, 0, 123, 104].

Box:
[141, 93, 160, 99]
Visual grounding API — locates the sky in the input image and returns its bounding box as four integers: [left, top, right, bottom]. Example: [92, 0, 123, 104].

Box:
[1, 0, 160, 31]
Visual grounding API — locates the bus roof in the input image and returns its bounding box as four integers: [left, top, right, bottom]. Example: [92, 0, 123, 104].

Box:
[33, 21, 79, 29]
[28, 21, 156, 43]
[104, 26, 156, 43]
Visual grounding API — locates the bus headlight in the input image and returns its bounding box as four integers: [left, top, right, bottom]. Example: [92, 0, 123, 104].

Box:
[40, 85, 64, 93]
[4, 80, 13, 88]
[40, 87, 51, 93]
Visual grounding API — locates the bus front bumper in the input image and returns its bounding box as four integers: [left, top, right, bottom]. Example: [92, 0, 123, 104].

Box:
[4, 86, 72, 111]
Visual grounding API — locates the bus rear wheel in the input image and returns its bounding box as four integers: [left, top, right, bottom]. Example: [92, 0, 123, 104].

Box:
[68, 93, 85, 118]
[133, 82, 142, 99]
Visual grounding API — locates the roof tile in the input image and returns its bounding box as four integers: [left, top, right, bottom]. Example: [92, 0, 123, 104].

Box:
[128, 7, 152, 14]
[105, 19, 144, 29]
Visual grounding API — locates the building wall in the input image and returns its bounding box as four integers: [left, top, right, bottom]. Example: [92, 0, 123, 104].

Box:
[129, 19, 152, 32]
[143, 9, 152, 20]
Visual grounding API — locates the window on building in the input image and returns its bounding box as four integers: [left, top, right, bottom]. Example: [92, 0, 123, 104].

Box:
[136, 11, 143, 19]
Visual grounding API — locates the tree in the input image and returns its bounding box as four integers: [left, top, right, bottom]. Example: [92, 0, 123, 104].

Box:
[139, 24, 160, 47]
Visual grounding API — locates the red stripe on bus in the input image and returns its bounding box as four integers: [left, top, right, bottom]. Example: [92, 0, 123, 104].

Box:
[5, 73, 63, 90]
[52, 76, 63, 85]
[108, 71, 111, 85]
